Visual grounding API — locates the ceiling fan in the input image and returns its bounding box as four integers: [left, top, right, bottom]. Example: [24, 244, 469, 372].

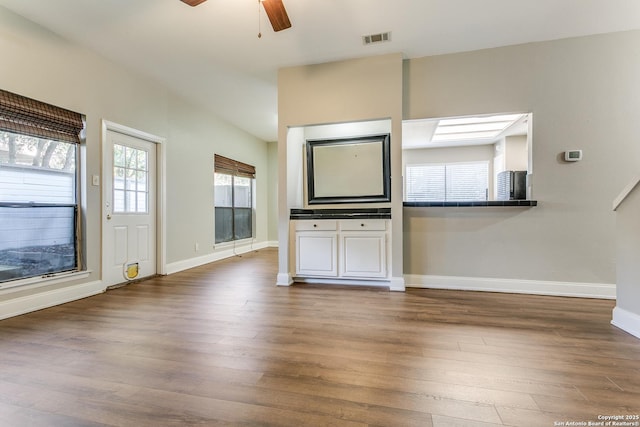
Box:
[180, 0, 292, 32]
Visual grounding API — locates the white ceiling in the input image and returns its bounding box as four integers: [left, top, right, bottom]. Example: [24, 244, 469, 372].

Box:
[1, 0, 640, 141]
[403, 113, 529, 149]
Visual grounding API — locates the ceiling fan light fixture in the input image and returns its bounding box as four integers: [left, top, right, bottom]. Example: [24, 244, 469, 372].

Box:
[261, 0, 292, 32]
[178, 0, 291, 34]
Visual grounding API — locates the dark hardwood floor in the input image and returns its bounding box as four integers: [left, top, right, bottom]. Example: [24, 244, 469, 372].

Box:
[1, 248, 639, 426]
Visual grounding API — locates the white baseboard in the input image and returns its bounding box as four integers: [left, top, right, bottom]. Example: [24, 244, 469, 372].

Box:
[293, 277, 391, 288]
[282, 276, 405, 291]
[165, 241, 271, 275]
[266, 240, 279, 248]
[405, 274, 616, 299]
[0, 280, 104, 321]
[612, 306, 640, 339]
[389, 276, 406, 292]
[276, 273, 293, 286]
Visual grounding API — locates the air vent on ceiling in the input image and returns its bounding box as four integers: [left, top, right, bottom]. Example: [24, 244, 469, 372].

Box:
[363, 32, 391, 45]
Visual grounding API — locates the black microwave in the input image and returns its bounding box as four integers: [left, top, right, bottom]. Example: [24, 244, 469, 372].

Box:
[497, 170, 527, 200]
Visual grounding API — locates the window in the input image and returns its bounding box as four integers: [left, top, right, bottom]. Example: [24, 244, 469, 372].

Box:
[0, 89, 85, 283]
[113, 144, 148, 213]
[405, 162, 489, 202]
[214, 154, 255, 244]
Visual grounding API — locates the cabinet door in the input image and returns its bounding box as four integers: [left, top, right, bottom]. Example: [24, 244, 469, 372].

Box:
[340, 233, 386, 278]
[296, 232, 338, 277]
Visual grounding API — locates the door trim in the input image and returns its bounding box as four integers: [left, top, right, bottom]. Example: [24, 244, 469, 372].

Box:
[101, 120, 167, 279]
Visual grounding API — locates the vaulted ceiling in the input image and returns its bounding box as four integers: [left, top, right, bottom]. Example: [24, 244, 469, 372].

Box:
[1, 0, 639, 141]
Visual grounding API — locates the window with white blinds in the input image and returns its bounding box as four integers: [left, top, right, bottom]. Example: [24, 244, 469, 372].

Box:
[405, 162, 489, 202]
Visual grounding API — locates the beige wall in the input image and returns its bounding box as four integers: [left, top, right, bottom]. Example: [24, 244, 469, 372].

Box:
[404, 29, 640, 286]
[267, 140, 279, 243]
[165, 97, 269, 263]
[504, 135, 528, 171]
[277, 54, 405, 286]
[0, 7, 269, 306]
[276, 31, 640, 293]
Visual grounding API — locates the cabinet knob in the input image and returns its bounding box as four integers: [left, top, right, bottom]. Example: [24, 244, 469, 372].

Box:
[361, 223, 365, 227]
[313, 224, 317, 228]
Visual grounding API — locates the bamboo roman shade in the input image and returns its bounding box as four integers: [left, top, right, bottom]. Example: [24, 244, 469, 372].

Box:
[214, 154, 256, 178]
[0, 89, 84, 144]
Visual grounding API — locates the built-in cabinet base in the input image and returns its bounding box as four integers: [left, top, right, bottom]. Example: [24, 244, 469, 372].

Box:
[293, 218, 391, 285]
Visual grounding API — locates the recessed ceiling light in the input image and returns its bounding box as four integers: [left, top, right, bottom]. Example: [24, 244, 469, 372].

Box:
[432, 113, 525, 142]
[438, 114, 523, 126]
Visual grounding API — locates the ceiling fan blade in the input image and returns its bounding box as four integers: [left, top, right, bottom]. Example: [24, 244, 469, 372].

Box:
[262, 0, 292, 32]
[181, 0, 207, 6]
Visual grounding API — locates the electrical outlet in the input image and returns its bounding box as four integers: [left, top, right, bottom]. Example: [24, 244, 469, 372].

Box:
[194, 242, 199, 251]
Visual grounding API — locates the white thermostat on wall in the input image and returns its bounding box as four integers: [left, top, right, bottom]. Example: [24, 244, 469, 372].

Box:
[564, 150, 582, 162]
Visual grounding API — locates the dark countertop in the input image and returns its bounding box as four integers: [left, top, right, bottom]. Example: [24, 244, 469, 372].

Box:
[403, 200, 537, 207]
[289, 202, 536, 219]
[290, 208, 391, 220]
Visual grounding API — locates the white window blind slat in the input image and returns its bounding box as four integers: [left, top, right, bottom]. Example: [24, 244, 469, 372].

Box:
[406, 162, 488, 202]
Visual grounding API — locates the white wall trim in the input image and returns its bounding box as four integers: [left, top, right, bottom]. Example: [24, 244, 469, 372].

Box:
[165, 241, 271, 275]
[267, 240, 279, 248]
[276, 273, 293, 286]
[612, 306, 640, 339]
[0, 280, 104, 321]
[286, 275, 405, 291]
[389, 276, 406, 292]
[405, 274, 616, 299]
[613, 173, 640, 211]
[0, 271, 91, 294]
[293, 277, 391, 288]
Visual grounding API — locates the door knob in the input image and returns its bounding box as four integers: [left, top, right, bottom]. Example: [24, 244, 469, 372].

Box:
[107, 214, 112, 220]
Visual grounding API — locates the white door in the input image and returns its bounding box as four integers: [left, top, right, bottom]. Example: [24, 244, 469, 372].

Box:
[103, 130, 157, 287]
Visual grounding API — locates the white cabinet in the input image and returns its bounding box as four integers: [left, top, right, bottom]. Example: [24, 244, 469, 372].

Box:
[294, 219, 389, 281]
[295, 220, 338, 277]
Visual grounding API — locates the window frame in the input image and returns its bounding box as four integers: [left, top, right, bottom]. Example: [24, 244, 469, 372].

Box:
[213, 155, 255, 246]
